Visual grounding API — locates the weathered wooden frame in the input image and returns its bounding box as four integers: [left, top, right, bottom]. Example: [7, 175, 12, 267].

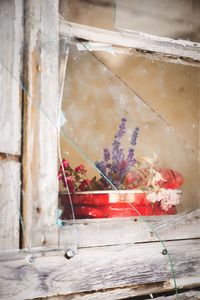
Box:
[0, 1, 200, 299]
[59, 20, 200, 67]
[0, 0, 23, 251]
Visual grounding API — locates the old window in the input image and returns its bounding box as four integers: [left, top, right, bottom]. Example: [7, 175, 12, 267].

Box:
[0, 1, 200, 299]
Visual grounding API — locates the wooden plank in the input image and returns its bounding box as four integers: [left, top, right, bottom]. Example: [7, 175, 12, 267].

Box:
[29, 210, 200, 248]
[0, 240, 199, 300]
[22, 0, 59, 248]
[34, 289, 200, 300]
[155, 290, 200, 300]
[58, 211, 200, 248]
[0, 0, 23, 155]
[59, 21, 200, 63]
[76, 41, 200, 68]
[0, 160, 21, 250]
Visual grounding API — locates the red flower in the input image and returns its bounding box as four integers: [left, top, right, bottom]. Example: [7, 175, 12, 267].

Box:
[75, 164, 86, 173]
[124, 172, 134, 185]
[58, 169, 70, 181]
[124, 172, 143, 188]
[79, 179, 91, 191]
[158, 168, 184, 189]
[63, 176, 75, 193]
[62, 159, 69, 168]
[58, 171, 63, 180]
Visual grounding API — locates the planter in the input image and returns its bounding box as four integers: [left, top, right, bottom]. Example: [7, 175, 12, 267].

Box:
[59, 190, 179, 219]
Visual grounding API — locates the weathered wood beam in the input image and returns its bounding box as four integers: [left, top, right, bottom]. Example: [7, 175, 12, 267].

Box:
[77, 41, 200, 68]
[29, 210, 200, 248]
[0, 240, 199, 299]
[155, 290, 200, 300]
[22, 0, 59, 248]
[59, 211, 200, 248]
[0, 160, 21, 250]
[59, 21, 200, 65]
[0, 0, 23, 250]
[0, 0, 23, 155]
[34, 288, 200, 300]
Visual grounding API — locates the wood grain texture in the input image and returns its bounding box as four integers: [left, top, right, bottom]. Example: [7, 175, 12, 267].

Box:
[77, 41, 200, 68]
[0, 240, 199, 300]
[55, 211, 200, 248]
[155, 291, 200, 300]
[29, 210, 200, 248]
[59, 21, 200, 63]
[0, 160, 21, 250]
[22, 0, 59, 248]
[34, 289, 200, 300]
[0, 0, 23, 155]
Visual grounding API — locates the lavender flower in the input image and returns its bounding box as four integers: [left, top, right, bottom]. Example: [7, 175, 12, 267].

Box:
[118, 148, 124, 161]
[118, 160, 128, 181]
[116, 118, 127, 139]
[106, 163, 112, 169]
[103, 148, 110, 162]
[131, 127, 139, 146]
[95, 118, 139, 189]
[111, 118, 127, 164]
[127, 148, 136, 167]
[112, 139, 121, 164]
[95, 161, 106, 174]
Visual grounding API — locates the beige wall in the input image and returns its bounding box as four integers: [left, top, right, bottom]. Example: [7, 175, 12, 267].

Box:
[60, 45, 200, 212]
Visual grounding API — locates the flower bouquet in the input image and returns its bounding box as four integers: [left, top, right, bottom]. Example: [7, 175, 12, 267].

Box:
[58, 118, 184, 219]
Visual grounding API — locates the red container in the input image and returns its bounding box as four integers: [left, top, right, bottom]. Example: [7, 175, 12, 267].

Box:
[59, 190, 177, 219]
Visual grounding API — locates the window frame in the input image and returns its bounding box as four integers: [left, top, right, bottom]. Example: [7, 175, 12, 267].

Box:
[3, 0, 198, 299]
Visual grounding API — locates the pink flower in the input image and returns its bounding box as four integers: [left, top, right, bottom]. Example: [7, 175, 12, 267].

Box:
[75, 164, 86, 173]
[159, 189, 180, 211]
[124, 171, 143, 188]
[62, 159, 69, 168]
[124, 172, 134, 185]
[79, 179, 91, 191]
[147, 188, 180, 211]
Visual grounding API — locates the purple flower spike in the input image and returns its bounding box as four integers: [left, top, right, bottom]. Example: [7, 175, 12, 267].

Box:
[127, 148, 136, 167]
[103, 148, 110, 162]
[131, 127, 139, 146]
[112, 139, 120, 164]
[95, 161, 106, 174]
[95, 118, 139, 190]
[116, 118, 127, 139]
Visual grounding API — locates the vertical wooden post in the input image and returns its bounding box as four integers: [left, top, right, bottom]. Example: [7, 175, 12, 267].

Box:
[0, 0, 23, 250]
[23, 0, 59, 248]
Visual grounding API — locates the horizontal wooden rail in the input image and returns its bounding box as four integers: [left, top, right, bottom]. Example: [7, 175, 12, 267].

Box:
[30, 210, 200, 248]
[59, 21, 200, 65]
[0, 239, 200, 299]
[35, 287, 200, 300]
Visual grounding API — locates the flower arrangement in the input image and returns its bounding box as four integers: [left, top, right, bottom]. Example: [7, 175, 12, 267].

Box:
[58, 118, 184, 215]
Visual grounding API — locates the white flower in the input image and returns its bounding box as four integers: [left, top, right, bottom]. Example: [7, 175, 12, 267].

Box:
[147, 188, 180, 211]
[146, 192, 158, 203]
[159, 189, 180, 211]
